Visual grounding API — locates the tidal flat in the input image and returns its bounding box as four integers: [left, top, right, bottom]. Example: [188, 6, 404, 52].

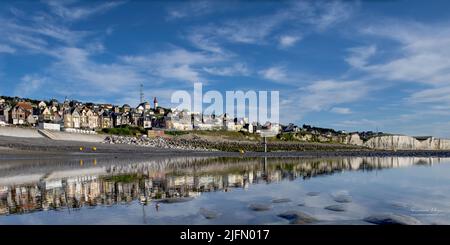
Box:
[0, 155, 449, 225]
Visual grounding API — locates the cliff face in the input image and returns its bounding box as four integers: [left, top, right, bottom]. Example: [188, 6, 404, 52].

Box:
[344, 134, 450, 150]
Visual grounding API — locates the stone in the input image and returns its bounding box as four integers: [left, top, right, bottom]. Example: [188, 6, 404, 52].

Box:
[312, 220, 373, 225]
[199, 208, 219, 219]
[102, 135, 212, 151]
[306, 192, 320, 196]
[324, 204, 346, 212]
[363, 213, 422, 225]
[277, 211, 318, 224]
[159, 197, 194, 204]
[272, 198, 292, 203]
[389, 201, 411, 209]
[249, 203, 272, 211]
[333, 195, 352, 203]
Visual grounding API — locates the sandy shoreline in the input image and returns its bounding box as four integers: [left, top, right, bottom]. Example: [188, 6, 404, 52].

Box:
[2, 135, 450, 159]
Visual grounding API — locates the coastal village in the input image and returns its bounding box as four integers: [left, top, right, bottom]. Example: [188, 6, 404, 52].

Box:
[0, 95, 280, 135]
[1, 95, 450, 150]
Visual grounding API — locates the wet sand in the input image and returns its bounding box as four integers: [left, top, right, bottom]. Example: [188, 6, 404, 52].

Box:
[2, 135, 450, 159]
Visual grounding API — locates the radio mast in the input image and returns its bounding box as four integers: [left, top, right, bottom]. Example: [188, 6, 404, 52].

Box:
[140, 83, 144, 104]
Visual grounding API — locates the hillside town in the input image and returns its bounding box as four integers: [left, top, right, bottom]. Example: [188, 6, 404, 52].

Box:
[3, 95, 450, 151]
[0, 94, 385, 138]
[0, 95, 280, 135]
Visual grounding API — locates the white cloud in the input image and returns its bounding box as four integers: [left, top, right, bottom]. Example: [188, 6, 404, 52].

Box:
[299, 80, 369, 112]
[276, 79, 370, 125]
[259, 66, 289, 82]
[187, 32, 225, 54]
[0, 1, 104, 56]
[330, 107, 352, 114]
[14, 75, 46, 97]
[0, 44, 15, 54]
[408, 86, 450, 104]
[359, 21, 450, 85]
[166, 0, 226, 20]
[345, 45, 376, 68]
[122, 48, 225, 83]
[203, 63, 249, 76]
[348, 20, 450, 118]
[312, 0, 354, 30]
[212, 15, 284, 45]
[50, 47, 144, 93]
[331, 118, 378, 128]
[187, 1, 356, 50]
[278, 35, 301, 48]
[45, 0, 125, 22]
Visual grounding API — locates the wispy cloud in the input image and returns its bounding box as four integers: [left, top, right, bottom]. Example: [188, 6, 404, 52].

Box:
[187, 32, 225, 54]
[0, 1, 143, 100]
[0, 3, 94, 56]
[330, 107, 352, 114]
[331, 118, 378, 128]
[345, 45, 377, 68]
[259, 66, 290, 83]
[166, 0, 229, 20]
[203, 63, 250, 76]
[299, 80, 370, 112]
[346, 20, 450, 120]
[14, 75, 47, 98]
[0, 44, 15, 54]
[45, 0, 125, 22]
[278, 35, 302, 48]
[50, 47, 144, 93]
[309, 0, 355, 30]
[122, 48, 225, 83]
[187, 1, 356, 51]
[358, 21, 450, 85]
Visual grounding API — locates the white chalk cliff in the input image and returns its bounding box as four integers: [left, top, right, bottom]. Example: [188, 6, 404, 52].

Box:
[344, 134, 450, 150]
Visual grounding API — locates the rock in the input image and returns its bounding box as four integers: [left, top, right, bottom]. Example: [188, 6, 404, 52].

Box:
[389, 201, 412, 209]
[249, 203, 272, 211]
[102, 135, 212, 151]
[363, 214, 422, 225]
[159, 197, 194, 204]
[312, 220, 373, 225]
[277, 211, 318, 224]
[324, 204, 346, 212]
[199, 208, 219, 219]
[306, 192, 320, 196]
[272, 198, 292, 203]
[333, 195, 352, 203]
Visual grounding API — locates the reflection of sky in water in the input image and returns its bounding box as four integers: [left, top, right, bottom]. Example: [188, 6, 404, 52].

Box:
[1, 157, 450, 224]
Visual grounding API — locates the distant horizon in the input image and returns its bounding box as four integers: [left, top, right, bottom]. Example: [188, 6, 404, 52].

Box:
[1, 0, 450, 137]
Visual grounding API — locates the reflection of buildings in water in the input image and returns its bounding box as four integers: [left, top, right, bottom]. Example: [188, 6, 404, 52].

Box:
[0, 156, 443, 216]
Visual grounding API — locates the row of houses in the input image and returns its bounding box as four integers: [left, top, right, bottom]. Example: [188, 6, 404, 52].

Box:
[0, 97, 165, 131]
[0, 97, 280, 134]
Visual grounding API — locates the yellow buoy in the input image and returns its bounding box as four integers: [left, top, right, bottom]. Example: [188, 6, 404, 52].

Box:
[79, 147, 83, 151]
[239, 149, 245, 154]
[92, 146, 97, 151]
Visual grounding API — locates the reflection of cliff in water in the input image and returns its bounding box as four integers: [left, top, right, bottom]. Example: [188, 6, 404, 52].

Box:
[0, 156, 444, 216]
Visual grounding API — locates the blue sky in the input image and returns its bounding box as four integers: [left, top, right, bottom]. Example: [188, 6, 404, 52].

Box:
[1, 0, 450, 137]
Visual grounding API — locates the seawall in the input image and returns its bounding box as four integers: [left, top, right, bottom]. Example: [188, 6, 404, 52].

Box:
[0, 126, 105, 143]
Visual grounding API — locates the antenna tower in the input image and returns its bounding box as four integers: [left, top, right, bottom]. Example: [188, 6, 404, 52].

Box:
[140, 83, 144, 104]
